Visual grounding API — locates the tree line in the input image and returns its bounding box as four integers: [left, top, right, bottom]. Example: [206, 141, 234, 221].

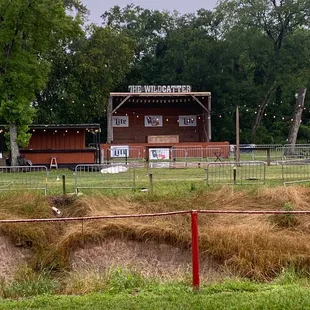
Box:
[1, 0, 310, 164]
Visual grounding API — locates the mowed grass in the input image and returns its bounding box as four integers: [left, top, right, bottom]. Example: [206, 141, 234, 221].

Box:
[1, 158, 310, 195]
[1, 280, 310, 309]
[4, 159, 310, 197]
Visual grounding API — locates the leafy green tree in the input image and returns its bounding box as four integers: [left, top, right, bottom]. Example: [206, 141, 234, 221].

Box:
[216, 0, 310, 140]
[0, 0, 82, 165]
[35, 26, 135, 126]
[102, 4, 175, 60]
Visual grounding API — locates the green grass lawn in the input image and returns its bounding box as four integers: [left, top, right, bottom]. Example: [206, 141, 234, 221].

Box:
[1, 159, 310, 196]
[61, 164, 309, 195]
[0, 280, 309, 309]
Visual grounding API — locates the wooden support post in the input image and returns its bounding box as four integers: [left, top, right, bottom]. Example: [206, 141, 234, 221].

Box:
[107, 96, 113, 143]
[266, 148, 271, 166]
[192, 95, 211, 142]
[207, 95, 212, 142]
[236, 105, 240, 162]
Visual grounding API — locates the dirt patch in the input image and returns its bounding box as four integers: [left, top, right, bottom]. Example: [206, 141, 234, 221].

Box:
[70, 238, 226, 281]
[0, 236, 31, 281]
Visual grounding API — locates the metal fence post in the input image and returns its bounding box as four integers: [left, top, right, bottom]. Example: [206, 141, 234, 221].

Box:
[191, 210, 200, 290]
[133, 168, 136, 191]
[149, 173, 153, 193]
[62, 175, 66, 196]
[233, 166, 237, 185]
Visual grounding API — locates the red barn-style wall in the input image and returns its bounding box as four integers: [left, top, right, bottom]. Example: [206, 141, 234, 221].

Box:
[113, 103, 203, 143]
[20, 124, 101, 167]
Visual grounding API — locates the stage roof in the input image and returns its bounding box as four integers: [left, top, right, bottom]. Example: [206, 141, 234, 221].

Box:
[29, 124, 100, 130]
[110, 92, 211, 97]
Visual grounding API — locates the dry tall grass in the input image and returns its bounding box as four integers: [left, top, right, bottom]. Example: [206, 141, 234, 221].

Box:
[2, 186, 310, 280]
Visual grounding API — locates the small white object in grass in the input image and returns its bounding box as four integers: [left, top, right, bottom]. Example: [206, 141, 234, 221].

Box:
[51, 207, 61, 217]
[56, 175, 60, 181]
[100, 166, 128, 174]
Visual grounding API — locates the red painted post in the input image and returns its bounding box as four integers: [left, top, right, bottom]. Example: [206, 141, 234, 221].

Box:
[191, 210, 200, 290]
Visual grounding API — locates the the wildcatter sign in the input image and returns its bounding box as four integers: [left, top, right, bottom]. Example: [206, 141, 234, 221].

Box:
[128, 85, 192, 93]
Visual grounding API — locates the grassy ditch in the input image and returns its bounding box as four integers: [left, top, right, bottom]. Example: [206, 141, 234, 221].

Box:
[1, 185, 310, 298]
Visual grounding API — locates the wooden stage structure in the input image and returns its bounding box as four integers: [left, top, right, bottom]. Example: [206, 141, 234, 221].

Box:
[20, 124, 101, 167]
[103, 85, 229, 160]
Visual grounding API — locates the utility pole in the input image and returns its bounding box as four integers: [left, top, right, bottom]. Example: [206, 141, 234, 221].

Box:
[236, 105, 240, 162]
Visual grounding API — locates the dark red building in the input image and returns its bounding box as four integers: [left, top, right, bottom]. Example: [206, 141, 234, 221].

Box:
[20, 124, 101, 167]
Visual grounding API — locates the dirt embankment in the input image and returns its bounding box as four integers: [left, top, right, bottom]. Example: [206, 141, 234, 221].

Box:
[2, 186, 310, 282]
[71, 238, 224, 281]
[0, 236, 31, 281]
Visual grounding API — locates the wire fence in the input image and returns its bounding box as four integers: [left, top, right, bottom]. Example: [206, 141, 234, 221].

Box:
[205, 161, 266, 185]
[0, 166, 48, 194]
[2, 153, 310, 194]
[74, 164, 136, 193]
[281, 159, 310, 185]
[98, 144, 310, 167]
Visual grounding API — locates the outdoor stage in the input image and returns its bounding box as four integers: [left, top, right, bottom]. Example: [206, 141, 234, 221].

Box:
[103, 85, 229, 162]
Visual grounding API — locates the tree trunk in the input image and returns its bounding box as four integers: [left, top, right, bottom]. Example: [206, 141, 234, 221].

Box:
[286, 88, 307, 154]
[9, 123, 20, 166]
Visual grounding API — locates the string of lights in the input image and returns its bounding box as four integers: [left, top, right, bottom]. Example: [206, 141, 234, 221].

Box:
[114, 103, 309, 123]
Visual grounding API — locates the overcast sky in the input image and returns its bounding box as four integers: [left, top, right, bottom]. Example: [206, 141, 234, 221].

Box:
[83, 0, 218, 25]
